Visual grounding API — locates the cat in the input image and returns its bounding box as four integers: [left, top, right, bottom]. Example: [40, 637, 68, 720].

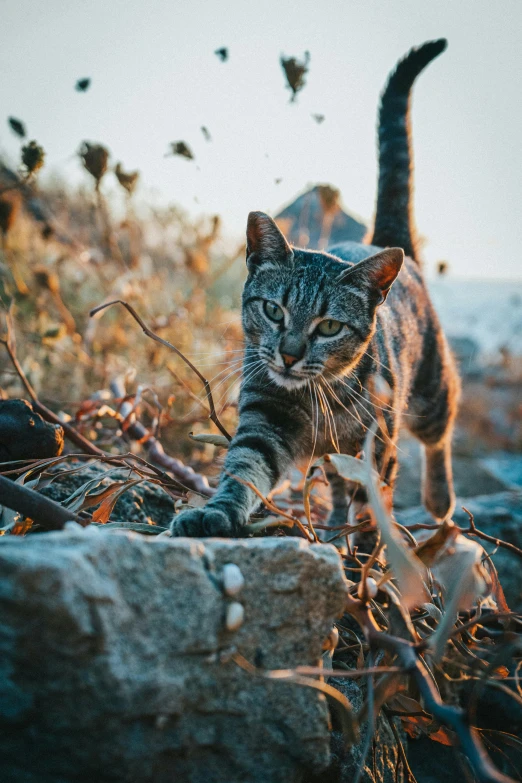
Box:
[170, 39, 460, 538]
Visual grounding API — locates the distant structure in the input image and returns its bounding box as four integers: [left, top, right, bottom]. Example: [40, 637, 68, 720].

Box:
[275, 184, 367, 250]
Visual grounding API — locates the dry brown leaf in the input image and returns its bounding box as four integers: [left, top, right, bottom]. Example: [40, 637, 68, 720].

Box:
[280, 51, 310, 101]
[91, 479, 142, 523]
[415, 519, 458, 566]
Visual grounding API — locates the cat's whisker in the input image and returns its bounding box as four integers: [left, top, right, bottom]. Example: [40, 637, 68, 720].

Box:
[182, 356, 259, 419]
[304, 380, 318, 477]
[182, 367, 244, 419]
[216, 363, 267, 414]
[360, 349, 393, 375]
[352, 373, 404, 415]
[345, 381, 394, 418]
[182, 350, 245, 361]
[316, 383, 330, 443]
[343, 386, 384, 431]
[342, 386, 395, 449]
[176, 357, 246, 415]
[312, 380, 320, 452]
[199, 357, 246, 389]
[318, 380, 340, 453]
[322, 375, 390, 449]
[188, 358, 245, 368]
[337, 377, 391, 429]
[322, 377, 367, 432]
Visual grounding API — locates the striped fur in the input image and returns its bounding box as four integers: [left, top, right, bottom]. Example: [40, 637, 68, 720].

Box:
[171, 40, 460, 538]
[371, 38, 447, 261]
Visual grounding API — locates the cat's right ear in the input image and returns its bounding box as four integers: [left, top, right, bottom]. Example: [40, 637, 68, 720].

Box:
[246, 211, 293, 272]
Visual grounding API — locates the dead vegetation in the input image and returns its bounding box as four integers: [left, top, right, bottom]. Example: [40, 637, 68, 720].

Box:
[0, 64, 520, 783]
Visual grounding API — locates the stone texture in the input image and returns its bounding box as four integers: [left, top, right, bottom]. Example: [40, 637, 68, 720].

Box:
[40, 462, 174, 529]
[305, 678, 404, 783]
[394, 432, 513, 511]
[0, 531, 347, 783]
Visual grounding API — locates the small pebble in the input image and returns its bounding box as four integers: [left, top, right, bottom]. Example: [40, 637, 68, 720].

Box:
[64, 521, 84, 533]
[225, 601, 245, 631]
[358, 577, 378, 600]
[222, 563, 245, 596]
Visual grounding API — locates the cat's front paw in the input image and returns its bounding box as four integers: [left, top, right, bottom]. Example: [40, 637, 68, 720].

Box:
[170, 506, 240, 538]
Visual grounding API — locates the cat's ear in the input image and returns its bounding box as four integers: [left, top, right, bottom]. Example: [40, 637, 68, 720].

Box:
[246, 211, 293, 271]
[340, 248, 404, 303]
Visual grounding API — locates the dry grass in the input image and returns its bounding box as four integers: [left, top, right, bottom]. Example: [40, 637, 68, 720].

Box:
[0, 170, 245, 472]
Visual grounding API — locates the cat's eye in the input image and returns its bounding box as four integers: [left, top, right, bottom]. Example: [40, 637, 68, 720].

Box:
[263, 300, 284, 323]
[317, 319, 343, 337]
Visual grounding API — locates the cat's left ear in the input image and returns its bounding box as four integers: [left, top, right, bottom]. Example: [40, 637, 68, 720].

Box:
[341, 248, 404, 304]
[246, 211, 293, 272]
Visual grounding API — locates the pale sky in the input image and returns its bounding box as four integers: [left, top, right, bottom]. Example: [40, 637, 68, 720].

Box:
[0, 0, 521, 278]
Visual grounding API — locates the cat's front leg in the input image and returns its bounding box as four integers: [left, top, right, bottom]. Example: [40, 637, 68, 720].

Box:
[170, 397, 303, 537]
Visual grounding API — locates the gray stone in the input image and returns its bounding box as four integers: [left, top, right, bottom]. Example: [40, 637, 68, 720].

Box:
[40, 462, 174, 529]
[394, 434, 511, 511]
[0, 532, 347, 783]
[480, 452, 522, 490]
[307, 678, 404, 783]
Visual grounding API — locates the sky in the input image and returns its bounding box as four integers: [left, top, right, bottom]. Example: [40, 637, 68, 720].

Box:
[0, 0, 521, 279]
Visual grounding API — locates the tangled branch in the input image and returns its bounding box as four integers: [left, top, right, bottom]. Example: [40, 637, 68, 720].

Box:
[0, 473, 88, 530]
[89, 299, 232, 441]
[345, 598, 515, 783]
[0, 310, 212, 496]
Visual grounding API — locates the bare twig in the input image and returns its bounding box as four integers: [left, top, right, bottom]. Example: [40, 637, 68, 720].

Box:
[384, 709, 419, 783]
[353, 650, 376, 783]
[1, 313, 107, 458]
[110, 379, 213, 497]
[462, 507, 522, 560]
[405, 512, 522, 562]
[0, 474, 89, 530]
[89, 299, 232, 440]
[0, 453, 187, 504]
[0, 312, 212, 496]
[167, 366, 210, 414]
[345, 600, 515, 783]
[445, 612, 522, 642]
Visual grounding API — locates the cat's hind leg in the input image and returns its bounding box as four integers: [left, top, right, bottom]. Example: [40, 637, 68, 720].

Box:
[408, 344, 460, 521]
[327, 471, 351, 526]
[422, 438, 455, 521]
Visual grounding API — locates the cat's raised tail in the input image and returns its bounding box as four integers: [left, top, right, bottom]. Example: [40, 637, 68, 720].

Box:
[370, 38, 447, 262]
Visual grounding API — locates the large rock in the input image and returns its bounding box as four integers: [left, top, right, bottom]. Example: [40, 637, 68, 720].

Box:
[0, 398, 64, 462]
[0, 531, 347, 783]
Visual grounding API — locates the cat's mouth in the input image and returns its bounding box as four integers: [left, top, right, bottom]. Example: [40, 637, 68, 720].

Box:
[265, 362, 317, 390]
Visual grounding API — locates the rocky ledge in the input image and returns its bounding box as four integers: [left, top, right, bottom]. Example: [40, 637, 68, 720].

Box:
[0, 531, 349, 783]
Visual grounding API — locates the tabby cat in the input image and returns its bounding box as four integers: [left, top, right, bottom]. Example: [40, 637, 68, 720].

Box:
[171, 39, 460, 538]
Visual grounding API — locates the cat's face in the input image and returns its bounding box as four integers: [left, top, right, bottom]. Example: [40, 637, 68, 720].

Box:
[242, 212, 403, 391]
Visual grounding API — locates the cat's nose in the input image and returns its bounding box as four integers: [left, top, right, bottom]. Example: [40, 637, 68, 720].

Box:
[280, 335, 306, 368]
[281, 352, 300, 368]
